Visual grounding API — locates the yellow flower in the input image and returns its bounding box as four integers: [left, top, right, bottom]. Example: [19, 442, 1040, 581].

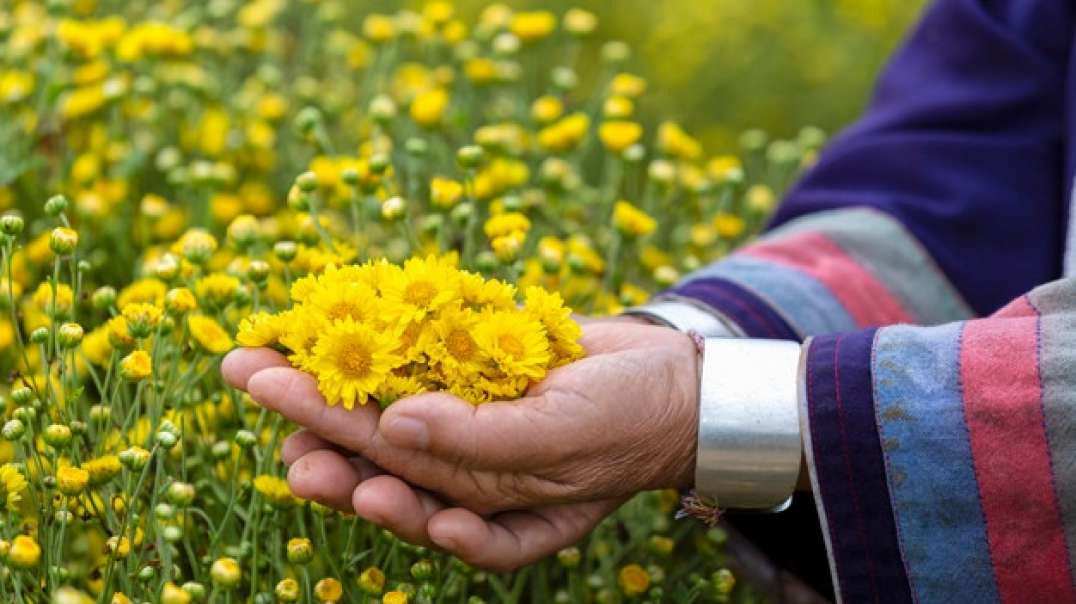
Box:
[82, 455, 122, 486]
[599, 121, 643, 153]
[474, 311, 551, 384]
[314, 577, 343, 603]
[357, 566, 386, 596]
[609, 73, 647, 98]
[538, 113, 590, 153]
[7, 535, 41, 568]
[107, 315, 136, 349]
[523, 287, 584, 367]
[252, 475, 301, 507]
[531, 95, 564, 124]
[188, 315, 234, 354]
[117, 278, 167, 309]
[612, 201, 657, 237]
[383, 592, 409, 604]
[657, 121, 702, 160]
[618, 563, 650, 596]
[428, 304, 484, 377]
[379, 256, 460, 323]
[57, 466, 90, 496]
[161, 582, 191, 604]
[410, 88, 449, 127]
[429, 177, 464, 209]
[120, 350, 152, 381]
[31, 282, 74, 316]
[309, 319, 403, 408]
[746, 184, 777, 212]
[363, 14, 396, 44]
[121, 302, 162, 336]
[707, 156, 744, 183]
[509, 11, 556, 42]
[458, 272, 517, 310]
[0, 463, 27, 512]
[195, 273, 240, 308]
[484, 212, 531, 240]
[237, 311, 283, 348]
[713, 213, 746, 239]
[165, 287, 197, 314]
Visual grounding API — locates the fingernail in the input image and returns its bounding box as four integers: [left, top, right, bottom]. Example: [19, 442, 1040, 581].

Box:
[386, 416, 429, 450]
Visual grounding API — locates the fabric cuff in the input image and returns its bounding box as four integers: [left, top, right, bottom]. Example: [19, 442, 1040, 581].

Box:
[800, 330, 912, 603]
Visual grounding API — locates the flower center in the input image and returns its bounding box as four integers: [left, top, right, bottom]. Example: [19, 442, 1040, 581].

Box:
[335, 340, 373, 377]
[327, 301, 363, 321]
[446, 329, 476, 361]
[498, 334, 525, 358]
[404, 281, 436, 307]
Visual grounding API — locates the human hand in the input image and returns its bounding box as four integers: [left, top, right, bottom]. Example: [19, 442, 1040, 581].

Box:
[222, 319, 700, 570]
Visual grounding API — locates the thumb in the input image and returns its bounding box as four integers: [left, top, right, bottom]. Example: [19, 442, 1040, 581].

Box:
[378, 392, 569, 471]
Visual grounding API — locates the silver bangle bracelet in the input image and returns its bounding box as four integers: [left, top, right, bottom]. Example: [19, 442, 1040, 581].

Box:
[623, 298, 741, 337]
[695, 337, 803, 511]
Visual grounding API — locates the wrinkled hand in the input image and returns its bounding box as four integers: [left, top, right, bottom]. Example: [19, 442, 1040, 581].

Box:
[221, 319, 700, 571]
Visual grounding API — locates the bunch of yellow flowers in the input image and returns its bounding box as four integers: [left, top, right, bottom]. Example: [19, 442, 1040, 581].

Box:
[238, 256, 583, 407]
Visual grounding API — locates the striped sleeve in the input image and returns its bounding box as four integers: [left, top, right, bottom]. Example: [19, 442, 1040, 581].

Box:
[802, 277, 1076, 603]
[666, 207, 975, 340]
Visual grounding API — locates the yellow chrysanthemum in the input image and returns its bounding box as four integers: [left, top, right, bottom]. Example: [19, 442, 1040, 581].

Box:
[473, 311, 551, 384]
[252, 475, 301, 507]
[523, 287, 584, 366]
[0, 463, 27, 512]
[309, 319, 403, 409]
[188, 315, 234, 355]
[378, 256, 460, 323]
[195, 273, 240, 308]
[236, 311, 283, 348]
[427, 304, 485, 377]
[612, 200, 657, 237]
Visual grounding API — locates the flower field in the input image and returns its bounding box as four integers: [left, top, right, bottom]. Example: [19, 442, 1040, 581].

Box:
[0, 1, 886, 602]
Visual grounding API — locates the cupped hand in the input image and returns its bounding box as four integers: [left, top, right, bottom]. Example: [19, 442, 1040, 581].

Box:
[221, 319, 700, 571]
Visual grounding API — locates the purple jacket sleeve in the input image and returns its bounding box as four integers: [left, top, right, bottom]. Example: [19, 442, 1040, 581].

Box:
[669, 0, 1074, 337]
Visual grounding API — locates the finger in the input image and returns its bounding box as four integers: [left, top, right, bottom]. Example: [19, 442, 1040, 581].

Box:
[379, 393, 565, 470]
[426, 500, 618, 572]
[352, 475, 444, 546]
[247, 368, 486, 502]
[287, 449, 363, 512]
[221, 348, 291, 389]
[348, 457, 383, 482]
[246, 367, 381, 453]
[282, 429, 346, 465]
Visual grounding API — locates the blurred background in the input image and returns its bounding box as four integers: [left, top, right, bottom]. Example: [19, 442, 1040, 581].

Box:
[445, 0, 929, 150]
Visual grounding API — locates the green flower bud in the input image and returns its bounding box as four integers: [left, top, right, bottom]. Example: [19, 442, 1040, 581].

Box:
[410, 559, 434, 581]
[57, 322, 83, 348]
[43, 424, 71, 448]
[286, 537, 314, 564]
[405, 137, 428, 157]
[0, 213, 24, 236]
[273, 240, 297, 263]
[29, 326, 50, 344]
[2, 419, 25, 441]
[44, 194, 69, 216]
[166, 481, 196, 506]
[456, 145, 485, 169]
[557, 546, 581, 568]
[295, 107, 321, 134]
[11, 387, 33, 405]
[295, 171, 319, 193]
[49, 227, 79, 255]
[118, 446, 151, 470]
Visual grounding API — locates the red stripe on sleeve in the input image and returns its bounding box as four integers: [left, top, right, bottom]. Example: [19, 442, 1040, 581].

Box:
[960, 309, 1076, 603]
